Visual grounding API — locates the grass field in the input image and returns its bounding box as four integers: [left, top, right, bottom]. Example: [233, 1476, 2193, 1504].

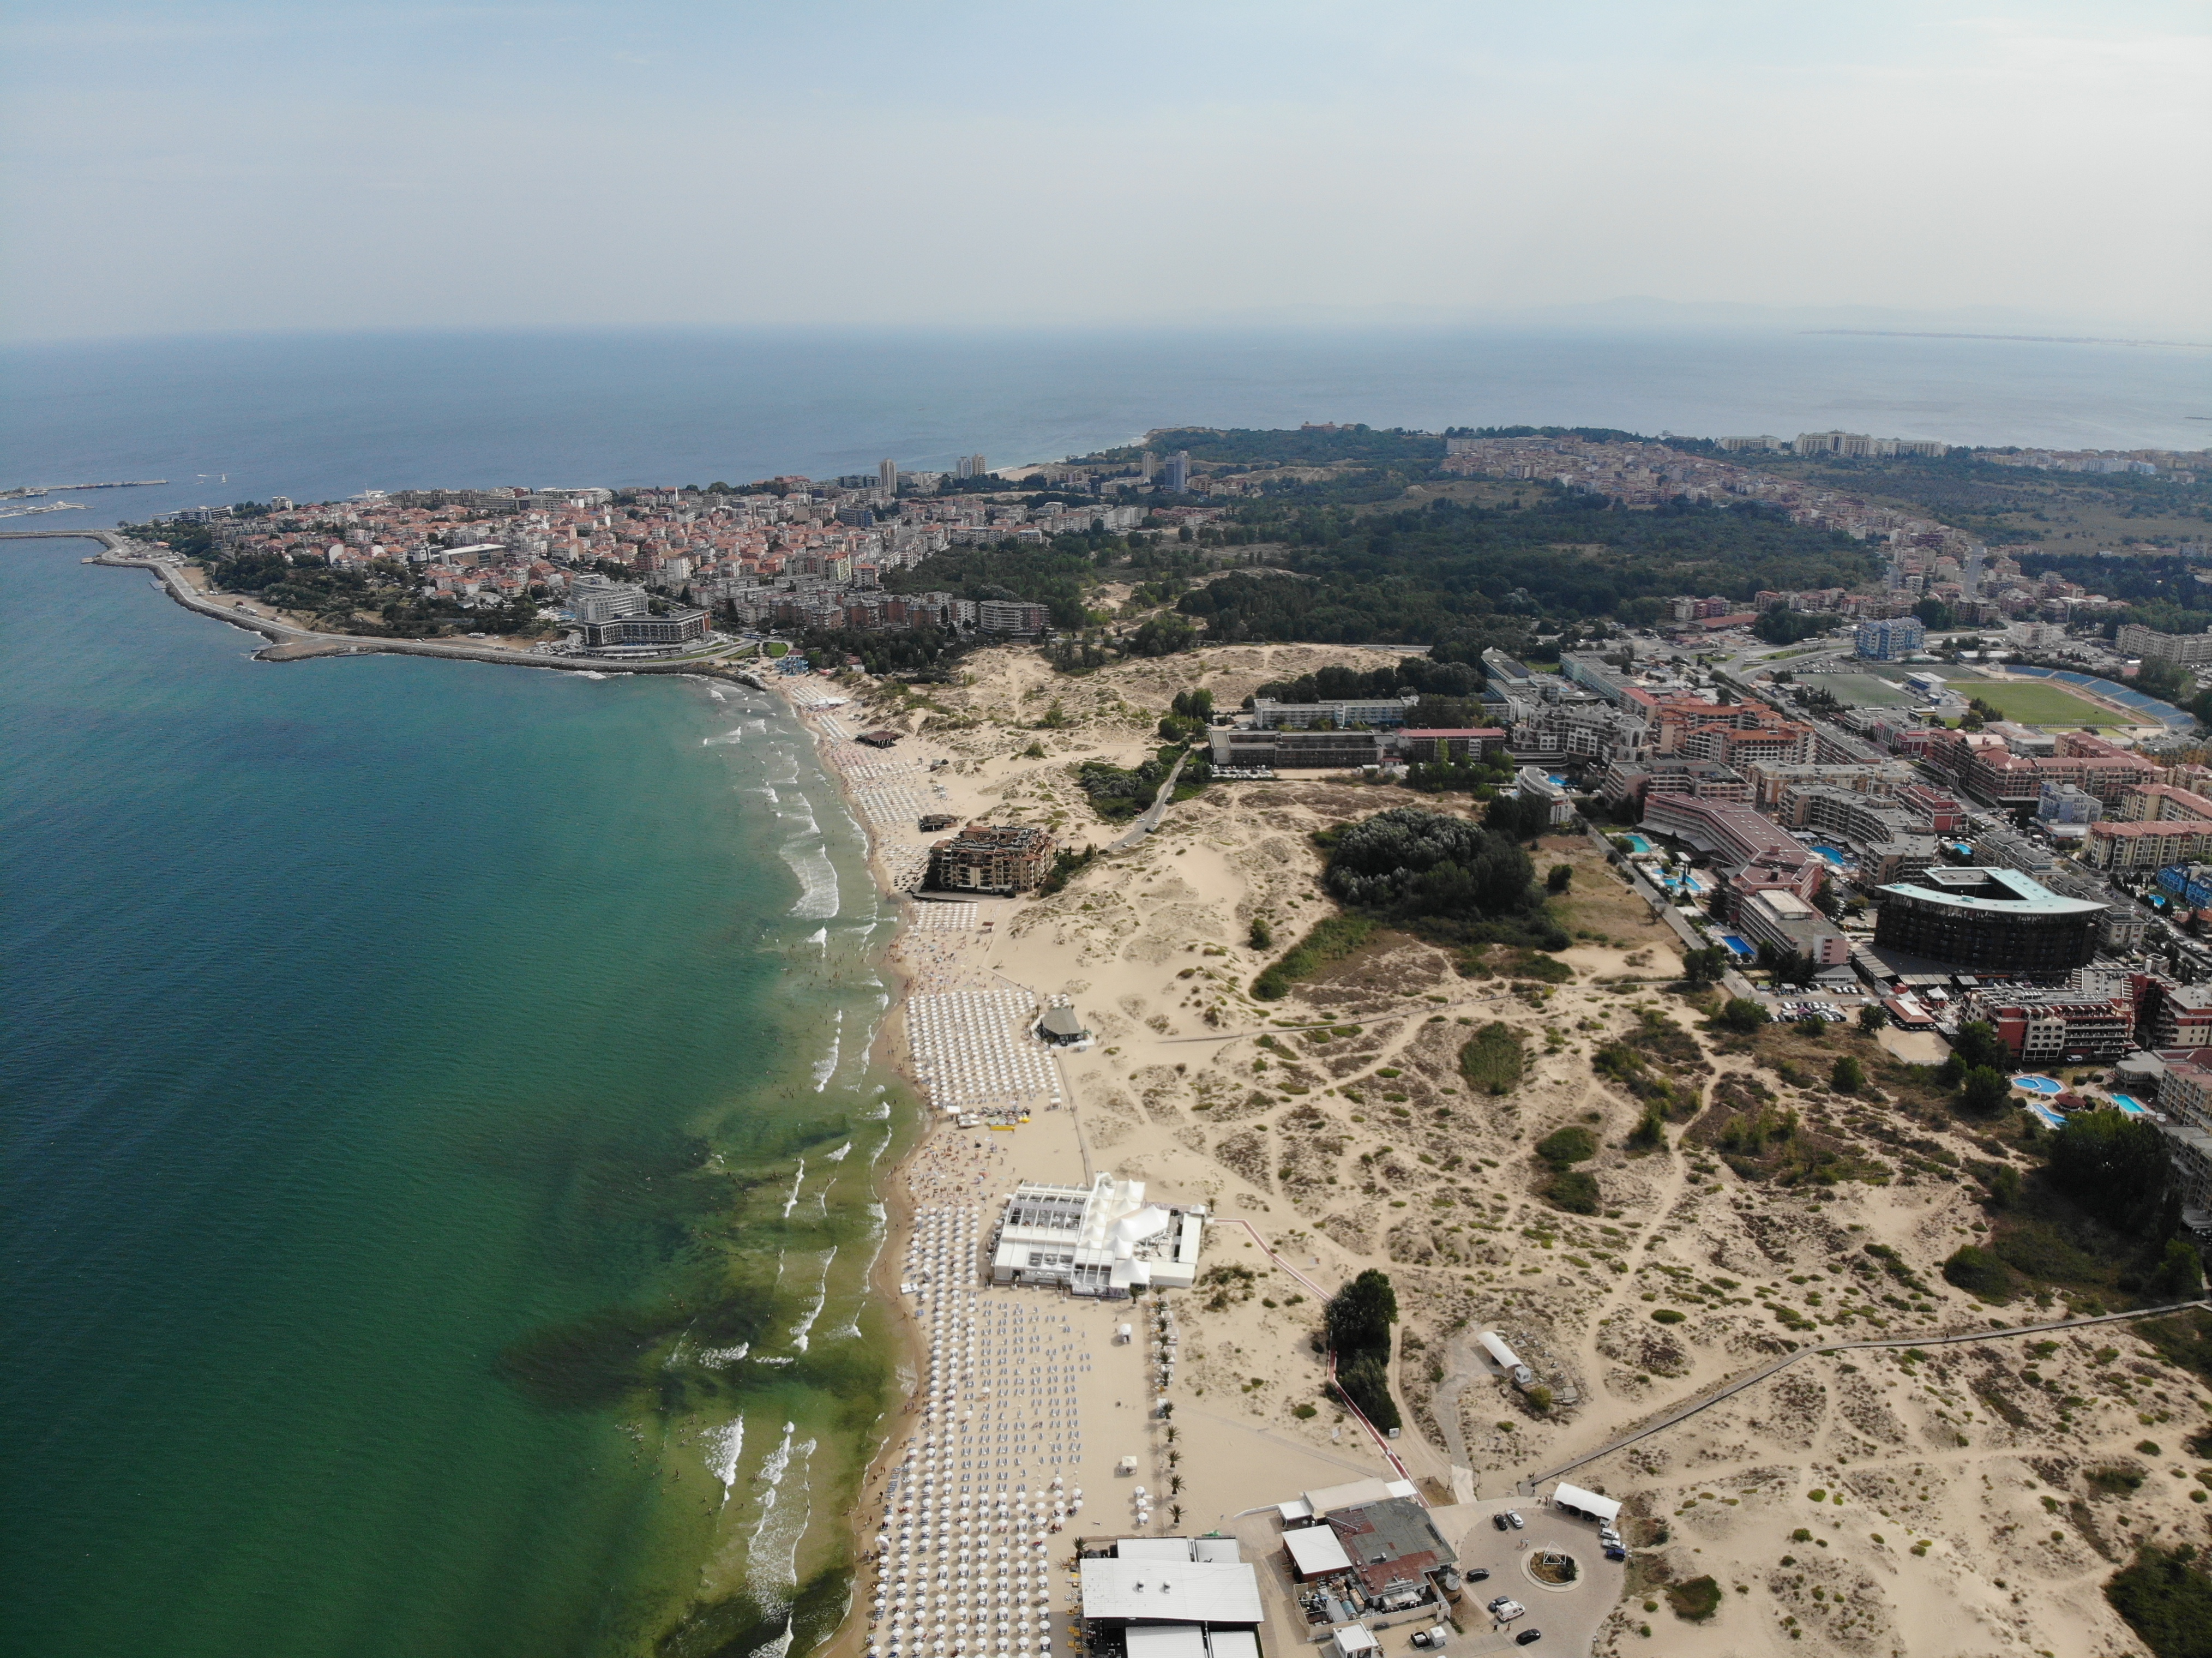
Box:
[1812, 672, 1916, 709]
[1947, 680, 2112, 726]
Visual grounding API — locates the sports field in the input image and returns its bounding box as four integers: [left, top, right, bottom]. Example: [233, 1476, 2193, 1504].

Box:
[1947, 680, 2112, 726]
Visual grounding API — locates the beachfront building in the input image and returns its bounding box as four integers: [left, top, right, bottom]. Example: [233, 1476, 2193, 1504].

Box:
[990, 1174, 1205, 1296]
[927, 822, 1056, 894]
[579, 605, 710, 652]
[1078, 1536, 1263, 1658]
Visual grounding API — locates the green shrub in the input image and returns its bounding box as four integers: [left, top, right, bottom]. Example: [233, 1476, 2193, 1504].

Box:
[1831, 1056, 1864, 1094]
[1248, 917, 1273, 951]
[1651, 1309, 1686, 1325]
[1252, 915, 1378, 1000]
[2105, 1543, 2212, 1658]
[1458, 1023, 1526, 1094]
[1667, 1576, 1723, 1622]
[1535, 1126, 1598, 1167]
[1543, 1168, 1600, 1214]
[1942, 1245, 2015, 1302]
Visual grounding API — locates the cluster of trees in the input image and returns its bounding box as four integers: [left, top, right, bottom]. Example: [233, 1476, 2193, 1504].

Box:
[1319, 806, 1564, 948]
[194, 546, 552, 639]
[793, 624, 959, 678]
[1932, 1019, 2207, 1302]
[1321, 1269, 1400, 1432]
[1156, 688, 1214, 743]
[1075, 743, 1207, 822]
[881, 540, 1104, 630]
[1174, 491, 1881, 644]
[1752, 608, 1836, 645]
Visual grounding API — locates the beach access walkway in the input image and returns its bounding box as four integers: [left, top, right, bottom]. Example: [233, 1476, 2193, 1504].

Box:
[1514, 1294, 2212, 1494]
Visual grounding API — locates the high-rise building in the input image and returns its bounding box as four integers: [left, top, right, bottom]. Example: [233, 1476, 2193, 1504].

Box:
[1162, 450, 1190, 492]
[970, 454, 987, 479]
[1854, 616, 1926, 662]
[879, 459, 898, 496]
[1139, 450, 1157, 483]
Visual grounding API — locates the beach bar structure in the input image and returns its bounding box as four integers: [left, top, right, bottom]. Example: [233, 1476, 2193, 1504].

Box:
[1079, 1537, 1264, 1658]
[990, 1174, 1205, 1296]
[1550, 1482, 1622, 1524]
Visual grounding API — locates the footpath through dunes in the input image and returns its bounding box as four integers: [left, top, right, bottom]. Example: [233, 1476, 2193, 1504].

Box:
[768, 638, 2212, 1658]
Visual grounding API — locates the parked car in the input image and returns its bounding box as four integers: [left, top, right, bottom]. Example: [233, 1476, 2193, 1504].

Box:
[1464, 1567, 1491, 1583]
[1516, 1632, 1543, 1647]
[1505, 1509, 1525, 1529]
[1492, 1513, 1511, 1531]
[1410, 1630, 1448, 1650]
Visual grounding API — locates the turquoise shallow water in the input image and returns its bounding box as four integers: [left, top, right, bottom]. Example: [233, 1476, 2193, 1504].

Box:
[1, 537, 904, 1657]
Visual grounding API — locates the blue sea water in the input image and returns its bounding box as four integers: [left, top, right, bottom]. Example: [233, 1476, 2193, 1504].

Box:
[0, 322, 2205, 1657]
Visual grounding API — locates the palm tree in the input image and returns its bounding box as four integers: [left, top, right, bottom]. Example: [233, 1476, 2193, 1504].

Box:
[1169, 1504, 1183, 1527]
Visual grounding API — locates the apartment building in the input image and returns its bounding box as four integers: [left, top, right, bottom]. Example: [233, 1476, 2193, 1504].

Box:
[1961, 987, 2136, 1064]
[2117, 623, 2212, 667]
[926, 822, 1056, 894]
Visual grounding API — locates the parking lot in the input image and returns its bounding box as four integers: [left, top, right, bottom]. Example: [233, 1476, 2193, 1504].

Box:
[1237, 1496, 1622, 1658]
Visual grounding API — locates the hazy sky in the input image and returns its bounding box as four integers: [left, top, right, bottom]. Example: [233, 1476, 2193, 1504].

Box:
[4, 2, 2208, 341]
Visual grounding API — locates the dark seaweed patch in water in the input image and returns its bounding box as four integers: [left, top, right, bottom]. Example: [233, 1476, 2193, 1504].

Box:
[658, 1563, 851, 1658]
[496, 1284, 777, 1411]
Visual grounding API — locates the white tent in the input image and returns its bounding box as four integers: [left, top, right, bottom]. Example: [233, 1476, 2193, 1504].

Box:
[1551, 1482, 1622, 1524]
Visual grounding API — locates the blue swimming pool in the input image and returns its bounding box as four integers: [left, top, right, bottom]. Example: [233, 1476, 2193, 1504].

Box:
[1718, 934, 1756, 960]
[2109, 1093, 2148, 1116]
[2027, 1103, 2066, 1131]
[1624, 833, 1654, 854]
[1812, 845, 1849, 869]
[2012, 1074, 2064, 1095]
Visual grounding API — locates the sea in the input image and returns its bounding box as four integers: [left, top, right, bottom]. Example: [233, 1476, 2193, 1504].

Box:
[2, 323, 2205, 1658]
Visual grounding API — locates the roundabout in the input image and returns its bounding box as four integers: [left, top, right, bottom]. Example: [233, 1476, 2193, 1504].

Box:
[1520, 1548, 1583, 1593]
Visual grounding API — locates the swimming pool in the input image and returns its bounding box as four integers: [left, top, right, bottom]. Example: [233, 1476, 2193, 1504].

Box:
[2012, 1074, 2064, 1095]
[1548, 774, 1570, 789]
[2027, 1103, 2066, 1131]
[1812, 845, 1849, 870]
[2108, 1094, 2148, 1116]
[1624, 833, 1654, 854]
[1717, 934, 1756, 960]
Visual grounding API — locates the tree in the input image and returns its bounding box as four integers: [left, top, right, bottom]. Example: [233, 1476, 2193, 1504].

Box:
[1960, 1066, 2012, 1115]
[1324, 1269, 1398, 1355]
[2148, 1238, 2206, 1300]
[2051, 1112, 2175, 1235]
[1681, 945, 1730, 986]
[1858, 1003, 1889, 1034]
[1942, 1245, 2014, 1301]
[1831, 1056, 1864, 1094]
[1951, 1020, 2009, 1072]
[1248, 917, 1273, 950]
[1716, 997, 1770, 1034]
[1546, 863, 1573, 893]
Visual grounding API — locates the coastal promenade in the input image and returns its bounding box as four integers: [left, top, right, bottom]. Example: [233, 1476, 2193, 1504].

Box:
[3, 528, 753, 678]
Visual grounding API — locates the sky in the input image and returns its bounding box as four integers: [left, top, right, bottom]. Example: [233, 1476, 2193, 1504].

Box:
[3, 1, 2208, 342]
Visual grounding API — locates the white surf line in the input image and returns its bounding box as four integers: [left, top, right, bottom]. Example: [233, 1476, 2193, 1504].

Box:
[782, 1162, 806, 1220]
[789, 1247, 837, 1351]
[705, 1414, 745, 1508]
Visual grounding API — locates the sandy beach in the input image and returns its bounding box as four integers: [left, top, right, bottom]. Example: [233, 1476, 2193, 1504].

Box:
[767, 642, 2212, 1658]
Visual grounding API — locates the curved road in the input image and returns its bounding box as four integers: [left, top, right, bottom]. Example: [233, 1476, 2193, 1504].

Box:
[1108, 751, 1191, 851]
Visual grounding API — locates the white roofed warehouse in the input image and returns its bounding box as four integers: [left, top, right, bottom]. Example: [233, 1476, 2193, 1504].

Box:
[991, 1173, 1205, 1296]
